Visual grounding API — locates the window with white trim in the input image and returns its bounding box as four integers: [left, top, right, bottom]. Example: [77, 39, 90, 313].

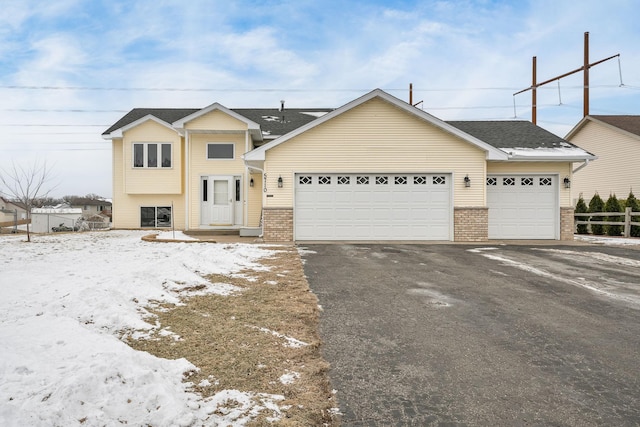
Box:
[207, 143, 234, 160]
[133, 143, 172, 168]
[140, 206, 172, 228]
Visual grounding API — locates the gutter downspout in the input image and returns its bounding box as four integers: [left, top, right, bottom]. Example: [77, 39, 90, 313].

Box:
[572, 159, 591, 174]
[244, 130, 250, 228]
[184, 130, 190, 230]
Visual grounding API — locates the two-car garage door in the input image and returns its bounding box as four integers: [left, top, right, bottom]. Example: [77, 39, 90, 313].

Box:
[295, 173, 451, 240]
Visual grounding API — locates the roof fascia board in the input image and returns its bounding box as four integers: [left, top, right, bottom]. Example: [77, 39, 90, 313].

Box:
[245, 89, 509, 162]
[564, 116, 591, 139]
[102, 114, 175, 139]
[500, 154, 597, 162]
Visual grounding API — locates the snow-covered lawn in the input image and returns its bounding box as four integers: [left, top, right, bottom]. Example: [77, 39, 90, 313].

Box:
[0, 230, 289, 426]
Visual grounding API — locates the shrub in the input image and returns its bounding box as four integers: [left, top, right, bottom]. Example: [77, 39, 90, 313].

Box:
[574, 194, 589, 234]
[626, 191, 640, 237]
[588, 192, 605, 235]
[604, 194, 623, 236]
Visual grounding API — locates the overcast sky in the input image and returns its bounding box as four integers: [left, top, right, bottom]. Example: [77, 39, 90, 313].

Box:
[1, 0, 639, 199]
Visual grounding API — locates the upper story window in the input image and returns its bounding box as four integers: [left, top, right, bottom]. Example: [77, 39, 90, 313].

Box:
[133, 143, 172, 168]
[207, 143, 234, 160]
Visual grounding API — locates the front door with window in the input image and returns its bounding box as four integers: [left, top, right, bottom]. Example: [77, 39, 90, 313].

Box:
[201, 176, 235, 226]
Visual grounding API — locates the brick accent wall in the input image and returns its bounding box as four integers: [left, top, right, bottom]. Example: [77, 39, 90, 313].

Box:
[263, 208, 293, 242]
[454, 207, 488, 242]
[560, 207, 575, 241]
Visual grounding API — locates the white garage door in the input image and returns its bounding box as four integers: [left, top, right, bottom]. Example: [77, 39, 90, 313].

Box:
[487, 175, 558, 239]
[295, 173, 451, 240]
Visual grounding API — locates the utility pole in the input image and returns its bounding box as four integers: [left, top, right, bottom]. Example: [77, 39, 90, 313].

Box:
[514, 32, 619, 124]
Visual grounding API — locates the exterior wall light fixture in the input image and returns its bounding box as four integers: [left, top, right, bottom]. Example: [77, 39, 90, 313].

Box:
[250, 177, 254, 187]
[563, 176, 571, 189]
[464, 175, 471, 187]
[277, 176, 283, 188]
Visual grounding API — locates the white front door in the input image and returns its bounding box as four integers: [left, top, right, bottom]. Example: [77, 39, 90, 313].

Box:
[201, 176, 234, 226]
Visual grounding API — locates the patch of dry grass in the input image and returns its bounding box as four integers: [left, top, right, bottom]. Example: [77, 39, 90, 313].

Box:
[127, 246, 339, 426]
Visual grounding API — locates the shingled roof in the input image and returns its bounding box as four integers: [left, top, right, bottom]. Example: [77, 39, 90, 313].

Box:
[102, 107, 333, 139]
[447, 120, 576, 150]
[590, 115, 640, 137]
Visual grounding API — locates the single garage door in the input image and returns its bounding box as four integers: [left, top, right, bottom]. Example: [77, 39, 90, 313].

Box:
[295, 173, 451, 240]
[487, 175, 558, 239]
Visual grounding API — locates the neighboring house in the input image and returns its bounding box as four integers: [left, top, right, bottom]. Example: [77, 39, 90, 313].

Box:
[0, 197, 27, 223]
[65, 196, 113, 217]
[103, 89, 594, 242]
[566, 115, 640, 203]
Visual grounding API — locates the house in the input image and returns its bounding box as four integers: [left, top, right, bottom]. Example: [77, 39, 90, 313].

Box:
[65, 196, 112, 217]
[103, 89, 595, 242]
[0, 197, 27, 224]
[565, 115, 640, 202]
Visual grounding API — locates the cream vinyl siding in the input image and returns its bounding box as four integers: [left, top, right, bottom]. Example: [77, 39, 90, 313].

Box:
[111, 138, 126, 228]
[569, 120, 640, 202]
[188, 134, 247, 228]
[247, 172, 263, 227]
[122, 121, 182, 194]
[185, 110, 247, 131]
[112, 194, 186, 229]
[487, 162, 572, 207]
[263, 97, 486, 208]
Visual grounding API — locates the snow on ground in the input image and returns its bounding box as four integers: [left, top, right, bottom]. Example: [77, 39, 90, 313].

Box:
[575, 234, 640, 246]
[0, 230, 282, 427]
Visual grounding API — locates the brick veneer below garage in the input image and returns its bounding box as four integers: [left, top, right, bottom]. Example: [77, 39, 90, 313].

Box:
[454, 207, 489, 242]
[263, 208, 294, 242]
[560, 207, 575, 241]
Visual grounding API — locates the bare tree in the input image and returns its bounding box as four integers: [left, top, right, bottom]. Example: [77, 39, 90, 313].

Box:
[0, 161, 57, 241]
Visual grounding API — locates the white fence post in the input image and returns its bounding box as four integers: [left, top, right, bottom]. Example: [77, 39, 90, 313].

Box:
[624, 207, 631, 238]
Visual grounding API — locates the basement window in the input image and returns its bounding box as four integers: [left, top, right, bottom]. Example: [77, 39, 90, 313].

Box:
[140, 206, 172, 228]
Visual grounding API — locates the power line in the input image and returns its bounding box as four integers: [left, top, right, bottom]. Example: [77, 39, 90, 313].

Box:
[2, 108, 128, 113]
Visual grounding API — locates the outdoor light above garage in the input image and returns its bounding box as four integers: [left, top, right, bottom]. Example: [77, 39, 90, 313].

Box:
[564, 177, 571, 188]
[278, 176, 283, 188]
[464, 175, 471, 187]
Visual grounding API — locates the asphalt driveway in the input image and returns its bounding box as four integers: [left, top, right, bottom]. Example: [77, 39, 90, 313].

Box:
[301, 243, 640, 426]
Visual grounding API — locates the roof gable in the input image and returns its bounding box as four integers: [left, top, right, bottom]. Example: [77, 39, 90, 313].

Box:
[566, 115, 640, 141]
[245, 89, 509, 162]
[103, 114, 179, 139]
[172, 102, 261, 133]
[102, 108, 197, 137]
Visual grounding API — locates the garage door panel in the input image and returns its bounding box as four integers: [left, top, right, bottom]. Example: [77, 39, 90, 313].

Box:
[315, 192, 334, 203]
[353, 192, 372, 202]
[295, 173, 451, 240]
